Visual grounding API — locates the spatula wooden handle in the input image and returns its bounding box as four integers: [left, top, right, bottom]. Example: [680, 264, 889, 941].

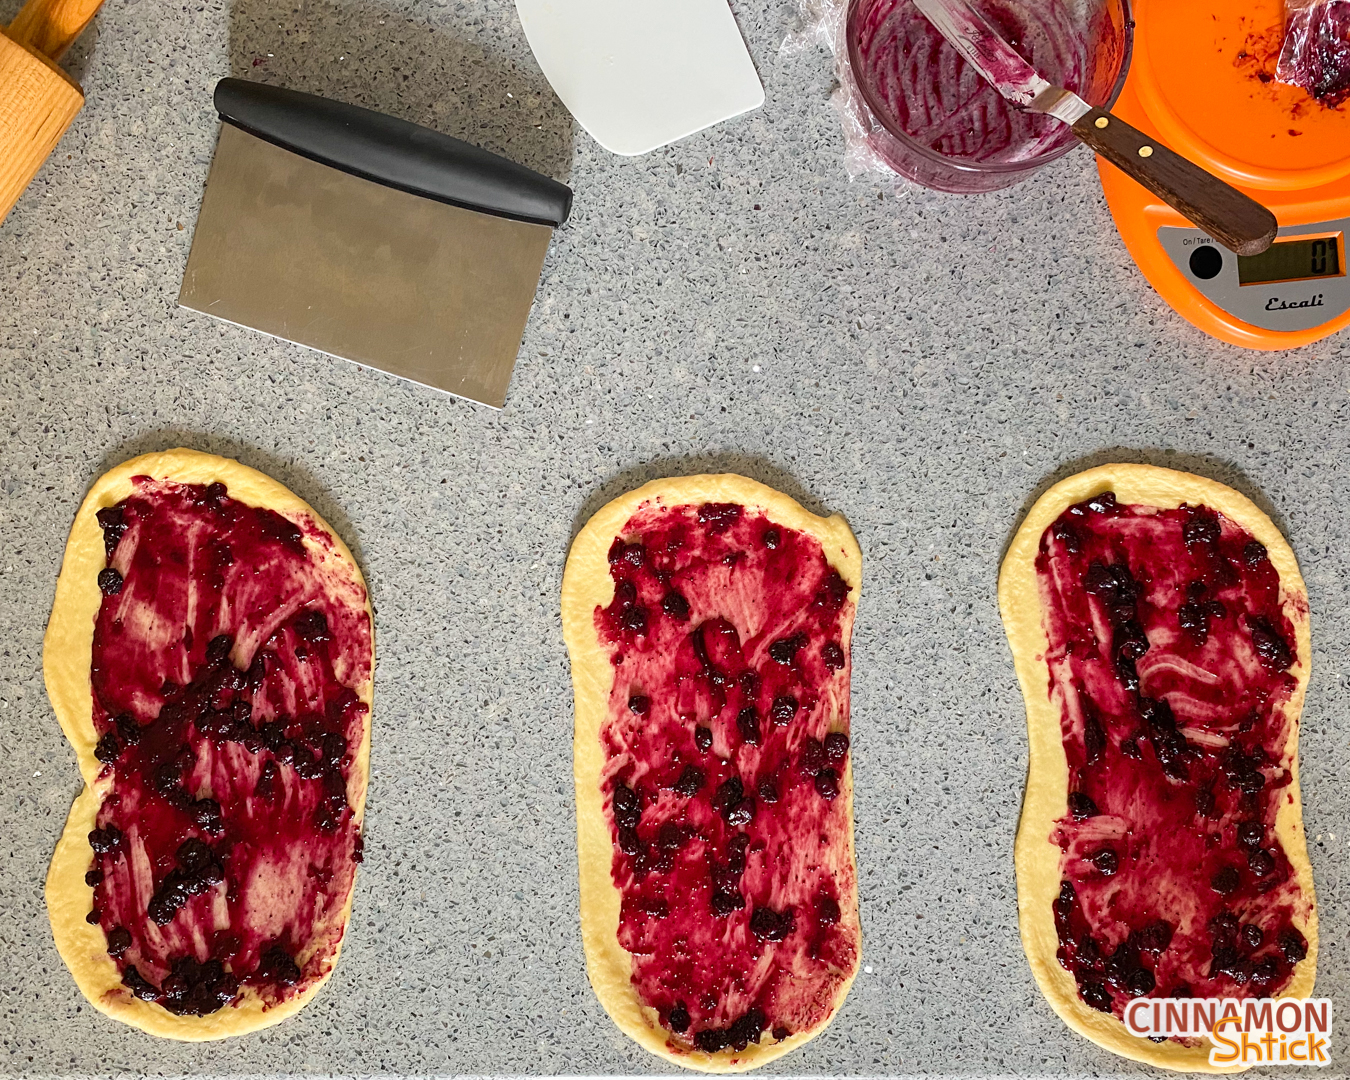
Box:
[6, 0, 105, 61]
[1072, 107, 1278, 257]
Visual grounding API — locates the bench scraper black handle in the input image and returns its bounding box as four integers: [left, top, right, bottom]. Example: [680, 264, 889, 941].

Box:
[213, 77, 572, 227]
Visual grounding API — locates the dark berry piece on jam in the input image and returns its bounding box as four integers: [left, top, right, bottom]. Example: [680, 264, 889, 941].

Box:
[607, 538, 625, 564]
[293, 608, 330, 642]
[814, 570, 850, 611]
[1246, 615, 1293, 672]
[619, 543, 645, 568]
[768, 633, 807, 665]
[711, 890, 745, 916]
[1280, 928, 1308, 963]
[617, 827, 642, 856]
[714, 776, 744, 813]
[738, 670, 759, 697]
[1182, 508, 1221, 548]
[824, 731, 849, 765]
[725, 798, 755, 827]
[1081, 981, 1112, 1011]
[94, 731, 121, 764]
[1090, 849, 1119, 876]
[205, 481, 227, 501]
[614, 580, 637, 607]
[1135, 921, 1173, 953]
[800, 738, 826, 775]
[97, 568, 124, 596]
[756, 777, 778, 803]
[1052, 520, 1082, 552]
[1086, 491, 1117, 514]
[86, 908, 101, 924]
[816, 894, 841, 924]
[749, 906, 793, 942]
[115, 714, 141, 745]
[1237, 821, 1264, 848]
[773, 1026, 790, 1041]
[612, 783, 641, 830]
[770, 695, 798, 726]
[1244, 540, 1268, 567]
[669, 1003, 691, 1033]
[662, 592, 691, 620]
[762, 527, 781, 549]
[628, 694, 651, 716]
[258, 944, 302, 986]
[1211, 866, 1241, 894]
[694, 726, 713, 752]
[1195, 786, 1216, 817]
[85, 868, 103, 886]
[814, 768, 840, 800]
[695, 1027, 729, 1053]
[1068, 792, 1098, 820]
[106, 925, 132, 958]
[674, 765, 705, 797]
[620, 606, 648, 634]
[1120, 737, 1142, 760]
[96, 505, 128, 555]
[192, 798, 223, 832]
[1125, 968, 1156, 997]
[1248, 848, 1275, 877]
[658, 822, 686, 851]
[736, 707, 761, 745]
[1242, 923, 1264, 950]
[123, 965, 159, 1001]
[728, 1007, 767, 1052]
[821, 641, 845, 670]
[89, 825, 122, 854]
[205, 633, 233, 661]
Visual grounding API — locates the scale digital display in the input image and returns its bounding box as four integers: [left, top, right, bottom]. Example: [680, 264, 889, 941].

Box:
[1237, 234, 1344, 286]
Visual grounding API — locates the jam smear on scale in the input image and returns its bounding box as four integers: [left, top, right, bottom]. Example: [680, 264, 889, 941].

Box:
[87, 479, 371, 1015]
[1036, 492, 1311, 1029]
[594, 502, 859, 1053]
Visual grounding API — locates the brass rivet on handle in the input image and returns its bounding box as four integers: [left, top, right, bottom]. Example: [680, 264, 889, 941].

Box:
[1138, 145, 1155, 158]
[1094, 116, 1109, 128]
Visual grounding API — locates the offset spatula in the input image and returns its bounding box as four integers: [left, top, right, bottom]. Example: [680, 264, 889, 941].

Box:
[912, 0, 1279, 256]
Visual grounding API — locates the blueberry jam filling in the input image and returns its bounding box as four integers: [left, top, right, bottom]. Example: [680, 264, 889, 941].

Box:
[596, 501, 857, 1049]
[1038, 494, 1310, 1029]
[85, 479, 371, 1014]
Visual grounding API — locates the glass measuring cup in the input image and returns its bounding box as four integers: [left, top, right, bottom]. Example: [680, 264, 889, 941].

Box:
[845, 0, 1134, 192]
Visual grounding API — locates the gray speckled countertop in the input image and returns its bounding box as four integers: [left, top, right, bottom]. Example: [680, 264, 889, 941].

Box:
[2, 0, 1349, 1074]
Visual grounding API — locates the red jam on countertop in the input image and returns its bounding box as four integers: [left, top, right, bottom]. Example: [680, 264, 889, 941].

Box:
[1036, 492, 1311, 1026]
[595, 502, 859, 1054]
[86, 478, 371, 1016]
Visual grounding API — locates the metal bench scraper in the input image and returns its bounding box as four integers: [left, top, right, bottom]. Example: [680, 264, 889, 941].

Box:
[179, 79, 573, 408]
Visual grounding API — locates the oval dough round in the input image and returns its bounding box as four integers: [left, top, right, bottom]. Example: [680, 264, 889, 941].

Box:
[999, 463, 1316, 1072]
[44, 448, 374, 1041]
[561, 474, 862, 1072]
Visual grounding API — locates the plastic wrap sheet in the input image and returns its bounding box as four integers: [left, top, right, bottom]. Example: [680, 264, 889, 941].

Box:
[781, 0, 916, 185]
[1276, 0, 1350, 104]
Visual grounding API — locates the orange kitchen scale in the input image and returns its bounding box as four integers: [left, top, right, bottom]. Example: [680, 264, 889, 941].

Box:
[1100, 0, 1350, 349]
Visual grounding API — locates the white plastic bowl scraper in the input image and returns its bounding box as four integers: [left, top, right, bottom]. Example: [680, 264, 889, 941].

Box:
[515, 0, 765, 155]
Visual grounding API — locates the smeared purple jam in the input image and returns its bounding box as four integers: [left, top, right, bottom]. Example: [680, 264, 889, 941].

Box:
[1036, 493, 1312, 1027]
[87, 478, 371, 1016]
[850, 0, 1085, 162]
[594, 503, 859, 1054]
